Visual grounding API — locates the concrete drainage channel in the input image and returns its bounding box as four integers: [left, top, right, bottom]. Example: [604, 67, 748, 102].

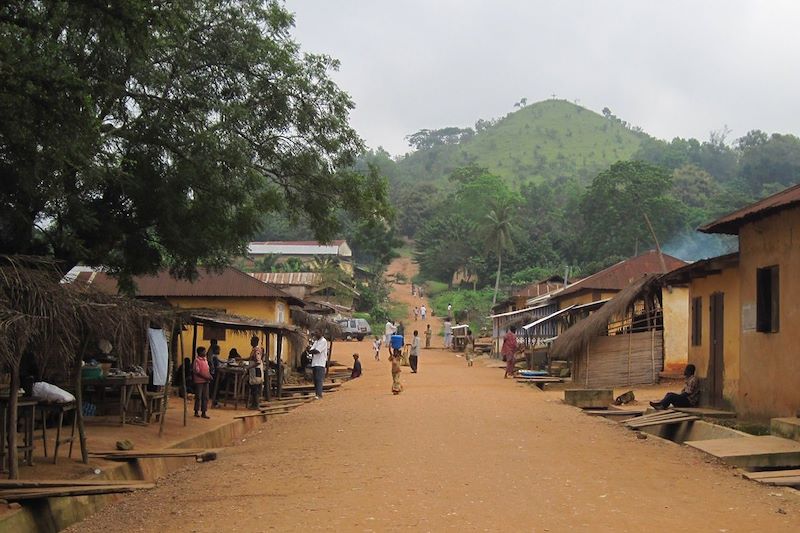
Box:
[566, 389, 800, 490]
[0, 414, 269, 532]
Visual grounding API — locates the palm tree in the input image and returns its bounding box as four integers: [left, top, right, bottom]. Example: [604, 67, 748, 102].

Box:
[482, 199, 517, 305]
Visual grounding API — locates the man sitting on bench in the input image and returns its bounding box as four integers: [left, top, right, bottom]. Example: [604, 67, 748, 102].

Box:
[650, 364, 700, 410]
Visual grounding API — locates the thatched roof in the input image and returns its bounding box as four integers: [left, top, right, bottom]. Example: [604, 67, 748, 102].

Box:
[290, 306, 342, 339]
[0, 256, 177, 376]
[548, 274, 662, 361]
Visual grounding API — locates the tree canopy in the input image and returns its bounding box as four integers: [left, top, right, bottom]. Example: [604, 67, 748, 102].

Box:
[0, 0, 389, 288]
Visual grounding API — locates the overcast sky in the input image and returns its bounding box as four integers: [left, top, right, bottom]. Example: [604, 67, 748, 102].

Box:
[288, 0, 800, 156]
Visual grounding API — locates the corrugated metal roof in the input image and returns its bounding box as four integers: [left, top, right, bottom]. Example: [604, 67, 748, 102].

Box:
[249, 272, 321, 286]
[247, 240, 351, 257]
[699, 183, 800, 235]
[555, 251, 686, 299]
[75, 267, 302, 304]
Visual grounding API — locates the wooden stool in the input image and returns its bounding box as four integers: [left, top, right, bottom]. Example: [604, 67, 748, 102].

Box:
[38, 401, 76, 464]
[145, 390, 165, 423]
[0, 398, 38, 471]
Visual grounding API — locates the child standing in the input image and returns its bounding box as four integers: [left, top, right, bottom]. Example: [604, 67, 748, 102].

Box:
[390, 351, 403, 395]
[465, 328, 475, 367]
[373, 336, 382, 361]
[192, 347, 212, 419]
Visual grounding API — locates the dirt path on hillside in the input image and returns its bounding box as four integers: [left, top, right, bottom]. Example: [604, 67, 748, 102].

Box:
[67, 256, 800, 532]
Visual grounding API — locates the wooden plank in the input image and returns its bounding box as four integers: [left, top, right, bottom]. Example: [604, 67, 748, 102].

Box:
[625, 413, 690, 426]
[0, 480, 153, 489]
[584, 410, 644, 417]
[749, 476, 800, 487]
[673, 407, 737, 419]
[743, 469, 800, 480]
[686, 436, 800, 469]
[625, 416, 698, 429]
[0, 484, 155, 501]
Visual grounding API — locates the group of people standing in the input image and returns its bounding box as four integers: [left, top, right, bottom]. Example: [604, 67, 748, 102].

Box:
[189, 335, 267, 419]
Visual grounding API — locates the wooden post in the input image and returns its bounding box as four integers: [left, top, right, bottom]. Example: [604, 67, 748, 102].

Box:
[276, 332, 283, 400]
[159, 357, 172, 437]
[650, 328, 656, 384]
[180, 330, 187, 427]
[585, 340, 590, 388]
[627, 308, 633, 386]
[6, 361, 20, 479]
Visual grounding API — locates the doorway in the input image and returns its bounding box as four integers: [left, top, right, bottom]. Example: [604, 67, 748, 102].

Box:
[709, 292, 725, 406]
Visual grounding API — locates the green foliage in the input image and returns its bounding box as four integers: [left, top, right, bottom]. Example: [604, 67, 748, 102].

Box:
[738, 131, 800, 194]
[397, 100, 645, 187]
[422, 280, 449, 297]
[430, 288, 498, 332]
[0, 0, 389, 289]
[577, 161, 687, 263]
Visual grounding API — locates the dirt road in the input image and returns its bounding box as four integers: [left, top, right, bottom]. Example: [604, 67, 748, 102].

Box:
[69, 257, 800, 532]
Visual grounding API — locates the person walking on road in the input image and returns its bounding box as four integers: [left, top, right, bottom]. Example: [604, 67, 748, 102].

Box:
[420, 304, 427, 320]
[502, 326, 519, 379]
[373, 336, 382, 361]
[443, 318, 453, 349]
[390, 350, 403, 395]
[409, 330, 420, 373]
[384, 319, 397, 358]
[465, 329, 475, 367]
[424, 324, 432, 348]
[247, 336, 264, 409]
[308, 331, 329, 399]
[413, 306, 419, 321]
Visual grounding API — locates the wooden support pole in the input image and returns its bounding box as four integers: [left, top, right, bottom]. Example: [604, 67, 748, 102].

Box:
[276, 332, 283, 400]
[180, 330, 187, 427]
[6, 361, 20, 479]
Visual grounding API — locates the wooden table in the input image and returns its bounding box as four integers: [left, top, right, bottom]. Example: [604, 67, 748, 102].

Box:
[83, 375, 149, 425]
[0, 397, 38, 472]
[38, 401, 77, 463]
[212, 366, 248, 409]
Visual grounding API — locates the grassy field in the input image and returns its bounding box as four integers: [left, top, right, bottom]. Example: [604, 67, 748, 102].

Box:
[396, 99, 644, 188]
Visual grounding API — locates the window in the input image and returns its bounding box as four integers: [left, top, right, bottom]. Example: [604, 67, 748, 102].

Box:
[756, 265, 779, 333]
[691, 296, 702, 346]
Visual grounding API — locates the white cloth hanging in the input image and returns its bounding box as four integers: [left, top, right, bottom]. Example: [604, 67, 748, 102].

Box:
[148, 327, 169, 386]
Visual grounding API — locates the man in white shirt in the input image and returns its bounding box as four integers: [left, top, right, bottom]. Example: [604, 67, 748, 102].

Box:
[409, 330, 421, 373]
[420, 305, 427, 320]
[308, 332, 329, 399]
[384, 319, 397, 357]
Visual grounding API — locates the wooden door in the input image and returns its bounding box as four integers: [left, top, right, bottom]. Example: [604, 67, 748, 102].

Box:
[709, 292, 725, 406]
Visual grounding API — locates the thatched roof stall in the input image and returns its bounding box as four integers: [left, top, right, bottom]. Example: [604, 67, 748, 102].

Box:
[0, 256, 176, 478]
[548, 274, 665, 388]
[187, 311, 308, 403]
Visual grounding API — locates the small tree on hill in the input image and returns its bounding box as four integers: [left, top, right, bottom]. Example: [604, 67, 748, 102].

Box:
[482, 198, 518, 305]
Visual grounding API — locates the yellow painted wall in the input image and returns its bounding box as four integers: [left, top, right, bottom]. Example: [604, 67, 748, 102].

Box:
[737, 207, 800, 419]
[661, 286, 689, 373]
[168, 296, 295, 367]
[557, 290, 618, 310]
[688, 265, 741, 409]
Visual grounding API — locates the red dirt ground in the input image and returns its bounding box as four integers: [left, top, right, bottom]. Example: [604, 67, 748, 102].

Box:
[64, 256, 800, 532]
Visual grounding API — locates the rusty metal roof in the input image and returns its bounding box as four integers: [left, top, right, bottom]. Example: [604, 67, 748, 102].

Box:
[555, 251, 686, 299]
[75, 267, 303, 305]
[700, 183, 800, 235]
[249, 272, 321, 286]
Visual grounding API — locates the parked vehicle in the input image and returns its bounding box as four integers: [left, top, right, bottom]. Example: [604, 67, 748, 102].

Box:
[336, 318, 372, 341]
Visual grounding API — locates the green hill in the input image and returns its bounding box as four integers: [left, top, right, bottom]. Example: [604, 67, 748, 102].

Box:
[395, 99, 646, 188]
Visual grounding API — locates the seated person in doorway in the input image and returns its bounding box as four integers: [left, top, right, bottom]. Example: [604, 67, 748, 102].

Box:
[228, 348, 241, 362]
[174, 357, 194, 397]
[650, 364, 701, 410]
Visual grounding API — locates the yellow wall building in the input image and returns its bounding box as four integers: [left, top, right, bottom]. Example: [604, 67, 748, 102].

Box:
[79, 267, 304, 368]
[698, 183, 800, 419]
[667, 254, 740, 409]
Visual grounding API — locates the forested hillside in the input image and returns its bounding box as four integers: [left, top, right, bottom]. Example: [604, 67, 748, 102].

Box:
[389, 99, 644, 188]
[353, 99, 800, 293]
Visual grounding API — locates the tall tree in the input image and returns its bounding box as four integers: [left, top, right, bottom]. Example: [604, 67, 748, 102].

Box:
[0, 0, 389, 289]
[578, 161, 686, 263]
[482, 199, 517, 305]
